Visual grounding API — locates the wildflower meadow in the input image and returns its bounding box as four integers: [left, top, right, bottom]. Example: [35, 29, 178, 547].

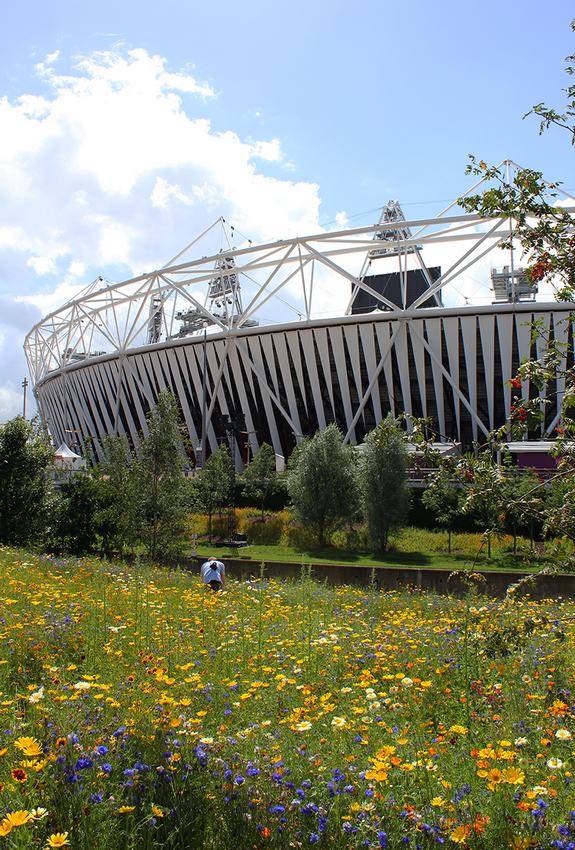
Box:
[0, 547, 574, 849]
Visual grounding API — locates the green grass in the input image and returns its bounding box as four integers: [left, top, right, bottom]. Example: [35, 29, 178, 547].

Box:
[192, 527, 555, 572]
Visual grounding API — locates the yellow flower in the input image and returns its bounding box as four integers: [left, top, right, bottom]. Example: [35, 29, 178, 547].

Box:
[46, 834, 70, 848]
[117, 805, 136, 813]
[502, 766, 525, 785]
[3, 810, 32, 828]
[14, 736, 43, 757]
[449, 725, 468, 736]
[449, 824, 471, 844]
[0, 819, 12, 837]
[485, 768, 503, 790]
[431, 796, 447, 807]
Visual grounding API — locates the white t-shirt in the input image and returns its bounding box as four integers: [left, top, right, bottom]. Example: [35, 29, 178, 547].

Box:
[200, 560, 225, 583]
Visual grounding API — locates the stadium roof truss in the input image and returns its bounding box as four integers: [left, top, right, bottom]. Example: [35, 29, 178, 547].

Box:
[26, 208, 543, 387]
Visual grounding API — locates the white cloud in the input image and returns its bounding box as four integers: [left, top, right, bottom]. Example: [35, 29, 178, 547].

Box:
[150, 177, 194, 209]
[27, 255, 57, 275]
[251, 138, 282, 162]
[0, 46, 324, 414]
[0, 386, 22, 421]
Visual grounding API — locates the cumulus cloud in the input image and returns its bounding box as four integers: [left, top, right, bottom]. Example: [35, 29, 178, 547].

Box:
[0, 46, 324, 420]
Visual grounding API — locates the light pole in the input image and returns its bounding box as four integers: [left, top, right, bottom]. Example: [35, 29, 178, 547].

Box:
[200, 323, 208, 468]
[22, 377, 28, 418]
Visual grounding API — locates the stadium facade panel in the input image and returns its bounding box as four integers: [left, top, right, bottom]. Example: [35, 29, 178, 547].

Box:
[33, 301, 574, 464]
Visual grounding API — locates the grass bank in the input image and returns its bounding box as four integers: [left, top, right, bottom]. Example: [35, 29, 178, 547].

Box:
[191, 525, 556, 572]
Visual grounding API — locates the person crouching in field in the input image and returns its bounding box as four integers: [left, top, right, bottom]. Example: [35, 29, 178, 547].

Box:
[201, 556, 225, 591]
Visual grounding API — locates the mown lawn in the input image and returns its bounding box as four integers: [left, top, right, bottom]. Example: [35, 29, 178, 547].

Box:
[193, 526, 555, 572]
[0, 546, 574, 849]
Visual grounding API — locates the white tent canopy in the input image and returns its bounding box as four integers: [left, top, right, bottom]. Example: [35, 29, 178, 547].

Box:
[54, 442, 84, 471]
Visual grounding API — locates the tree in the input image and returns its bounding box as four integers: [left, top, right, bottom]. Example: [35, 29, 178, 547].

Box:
[528, 20, 575, 146]
[359, 415, 410, 552]
[137, 391, 187, 561]
[500, 467, 544, 555]
[456, 23, 575, 567]
[94, 435, 139, 556]
[286, 424, 359, 547]
[422, 468, 464, 553]
[241, 443, 279, 521]
[195, 444, 235, 540]
[51, 472, 100, 555]
[0, 416, 54, 546]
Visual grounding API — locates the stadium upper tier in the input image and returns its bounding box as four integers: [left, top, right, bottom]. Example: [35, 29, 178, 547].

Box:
[24, 208, 575, 464]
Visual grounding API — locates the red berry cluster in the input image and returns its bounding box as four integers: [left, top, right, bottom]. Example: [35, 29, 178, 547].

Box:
[511, 404, 528, 422]
[527, 253, 552, 282]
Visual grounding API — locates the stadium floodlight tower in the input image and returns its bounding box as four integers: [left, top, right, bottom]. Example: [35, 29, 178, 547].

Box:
[369, 200, 419, 259]
[172, 252, 259, 339]
[349, 200, 442, 314]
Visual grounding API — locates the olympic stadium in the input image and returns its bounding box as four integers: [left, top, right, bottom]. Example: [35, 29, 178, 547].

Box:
[24, 185, 575, 468]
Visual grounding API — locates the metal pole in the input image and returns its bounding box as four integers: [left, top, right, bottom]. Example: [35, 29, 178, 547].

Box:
[22, 377, 28, 418]
[506, 160, 516, 302]
[200, 324, 207, 467]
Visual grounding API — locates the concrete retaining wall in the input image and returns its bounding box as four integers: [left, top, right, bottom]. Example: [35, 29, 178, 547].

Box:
[204, 557, 575, 600]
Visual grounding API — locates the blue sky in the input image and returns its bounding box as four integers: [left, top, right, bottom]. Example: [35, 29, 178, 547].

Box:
[0, 0, 573, 418]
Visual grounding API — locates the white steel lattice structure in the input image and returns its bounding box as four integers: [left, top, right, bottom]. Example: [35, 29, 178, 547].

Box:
[24, 197, 575, 465]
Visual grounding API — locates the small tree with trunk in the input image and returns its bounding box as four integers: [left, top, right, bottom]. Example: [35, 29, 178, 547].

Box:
[359, 415, 410, 552]
[136, 391, 187, 561]
[241, 442, 279, 521]
[94, 434, 140, 556]
[422, 468, 465, 554]
[195, 444, 235, 541]
[287, 424, 359, 548]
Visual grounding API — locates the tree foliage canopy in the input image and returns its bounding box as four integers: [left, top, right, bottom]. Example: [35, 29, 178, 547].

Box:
[0, 416, 54, 546]
[136, 391, 187, 560]
[359, 415, 409, 552]
[287, 424, 359, 547]
[241, 443, 279, 520]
